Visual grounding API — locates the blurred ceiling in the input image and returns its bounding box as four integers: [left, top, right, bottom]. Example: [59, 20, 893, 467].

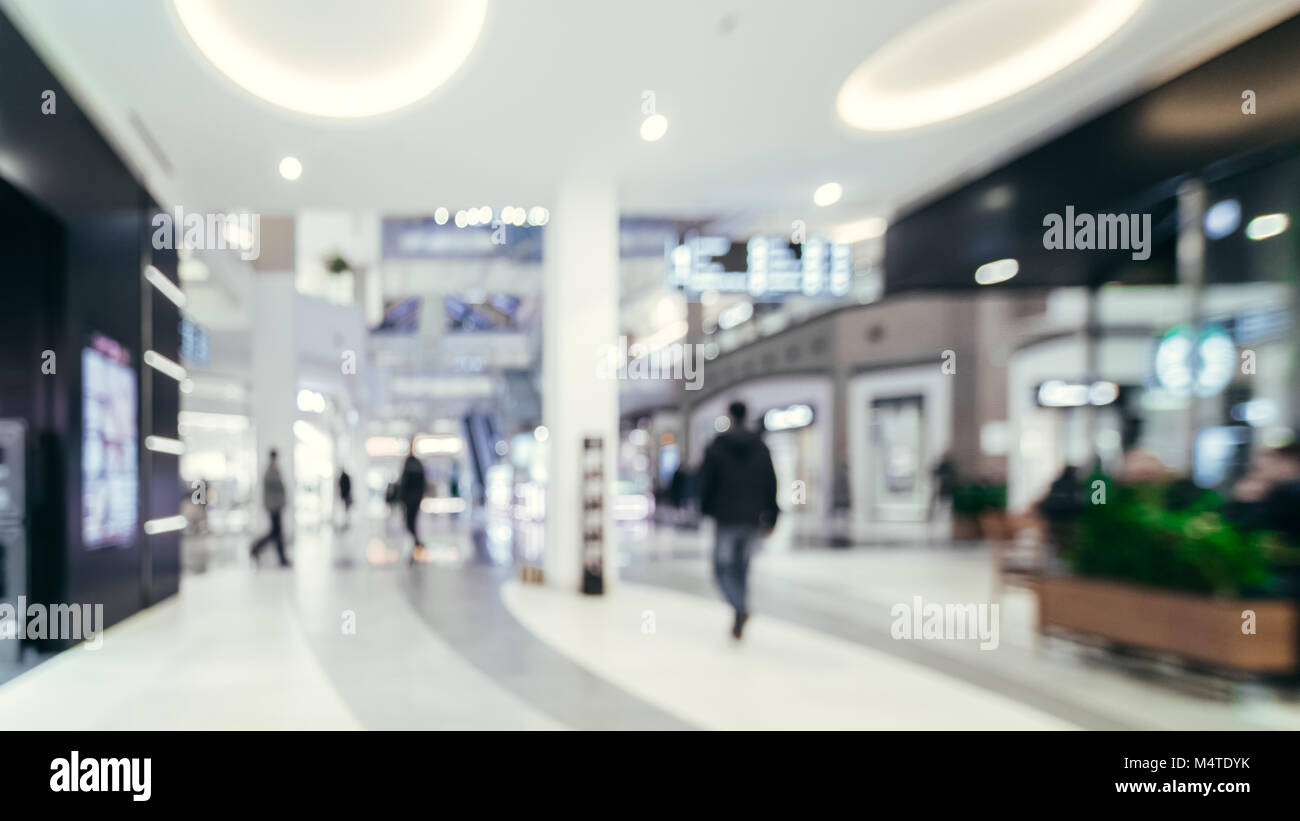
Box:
[5, 0, 1299, 226]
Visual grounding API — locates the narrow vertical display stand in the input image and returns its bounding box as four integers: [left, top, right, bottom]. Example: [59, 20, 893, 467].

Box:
[0, 419, 27, 662]
[581, 436, 604, 595]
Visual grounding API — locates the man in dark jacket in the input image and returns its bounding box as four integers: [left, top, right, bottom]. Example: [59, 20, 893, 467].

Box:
[399, 447, 428, 565]
[697, 401, 779, 639]
[337, 468, 353, 531]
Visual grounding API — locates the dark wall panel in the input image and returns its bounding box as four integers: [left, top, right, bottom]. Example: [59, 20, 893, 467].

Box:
[0, 10, 182, 638]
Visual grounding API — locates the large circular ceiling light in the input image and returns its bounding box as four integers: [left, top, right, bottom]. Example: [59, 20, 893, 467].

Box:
[172, 0, 488, 118]
[836, 0, 1142, 131]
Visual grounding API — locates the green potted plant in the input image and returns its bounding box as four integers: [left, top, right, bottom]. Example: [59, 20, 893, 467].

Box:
[949, 483, 984, 540]
[324, 252, 352, 276]
[950, 481, 1008, 540]
[975, 483, 1009, 541]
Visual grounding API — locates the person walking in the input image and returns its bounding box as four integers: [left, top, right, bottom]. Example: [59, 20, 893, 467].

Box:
[697, 401, 779, 640]
[399, 445, 428, 565]
[337, 468, 353, 531]
[250, 448, 290, 568]
[929, 452, 957, 521]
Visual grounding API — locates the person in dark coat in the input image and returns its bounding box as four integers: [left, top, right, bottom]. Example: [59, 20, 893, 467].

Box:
[399, 446, 428, 565]
[697, 401, 779, 639]
[929, 452, 957, 521]
[337, 468, 353, 530]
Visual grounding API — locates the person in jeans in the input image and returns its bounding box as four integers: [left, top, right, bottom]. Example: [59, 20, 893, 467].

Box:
[697, 401, 779, 639]
[250, 448, 290, 567]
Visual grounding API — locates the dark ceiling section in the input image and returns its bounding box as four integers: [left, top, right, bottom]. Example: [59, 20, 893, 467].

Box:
[884, 13, 1300, 295]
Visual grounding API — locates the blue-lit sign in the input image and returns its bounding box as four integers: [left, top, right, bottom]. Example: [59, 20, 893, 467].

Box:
[178, 318, 210, 367]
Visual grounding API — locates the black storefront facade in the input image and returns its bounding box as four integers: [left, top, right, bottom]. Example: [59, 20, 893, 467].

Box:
[0, 12, 182, 654]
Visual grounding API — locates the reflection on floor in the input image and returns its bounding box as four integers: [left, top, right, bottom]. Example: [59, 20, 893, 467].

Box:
[0, 568, 361, 730]
[503, 579, 1073, 730]
[1, 510, 1297, 730]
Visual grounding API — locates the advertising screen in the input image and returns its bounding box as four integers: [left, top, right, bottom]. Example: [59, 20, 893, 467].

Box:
[82, 336, 138, 549]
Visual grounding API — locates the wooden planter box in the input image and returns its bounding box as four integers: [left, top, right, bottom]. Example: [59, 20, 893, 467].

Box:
[1037, 576, 1299, 674]
[977, 510, 1010, 542]
[952, 514, 981, 541]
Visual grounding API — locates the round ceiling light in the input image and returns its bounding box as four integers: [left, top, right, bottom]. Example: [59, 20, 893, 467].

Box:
[278, 156, 302, 180]
[836, 0, 1142, 131]
[813, 182, 843, 207]
[172, 0, 488, 118]
[640, 114, 669, 142]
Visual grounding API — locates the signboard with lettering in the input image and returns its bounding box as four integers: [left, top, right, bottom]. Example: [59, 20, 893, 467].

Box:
[665, 234, 852, 300]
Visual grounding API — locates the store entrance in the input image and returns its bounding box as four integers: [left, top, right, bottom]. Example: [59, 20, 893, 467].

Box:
[766, 425, 820, 513]
[869, 395, 927, 521]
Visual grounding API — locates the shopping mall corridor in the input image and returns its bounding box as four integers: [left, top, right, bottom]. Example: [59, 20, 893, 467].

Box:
[2, 513, 1297, 731]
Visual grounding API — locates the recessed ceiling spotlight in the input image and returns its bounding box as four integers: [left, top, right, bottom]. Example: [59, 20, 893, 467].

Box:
[975, 258, 1019, 285]
[981, 185, 1014, 211]
[528, 206, 550, 226]
[501, 206, 515, 224]
[172, 0, 489, 118]
[836, 0, 1143, 131]
[454, 210, 468, 228]
[479, 206, 493, 224]
[278, 156, 302, 181]
[511, 208, 526, 226]
[640, 114, 669, 142]
[813, 182, 843, 207]
[434, 207, 449, 225]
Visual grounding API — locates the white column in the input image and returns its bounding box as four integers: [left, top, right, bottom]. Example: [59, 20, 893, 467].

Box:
[251, 270, 298, 536]
[543, 172, 619, 592]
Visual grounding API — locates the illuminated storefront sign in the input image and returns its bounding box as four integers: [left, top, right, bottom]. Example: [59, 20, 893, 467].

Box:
[1153, 324, 1235, 397]
[1035, 380, 1119, 407]
[179, 318, 210, 366]
[764, 403, 815, 431]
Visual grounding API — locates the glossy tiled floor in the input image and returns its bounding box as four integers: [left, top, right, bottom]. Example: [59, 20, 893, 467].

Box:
[1, 511, 1297, 730]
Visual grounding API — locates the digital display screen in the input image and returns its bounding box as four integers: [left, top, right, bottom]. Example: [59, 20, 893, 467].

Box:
[374, 296, 422, 333]
[82, 337, 138, 549]
[445, 293, 521, 331]
[665, 234, 853, 299]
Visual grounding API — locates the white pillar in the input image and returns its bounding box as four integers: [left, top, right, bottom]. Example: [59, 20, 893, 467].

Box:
[543, 172, 619, 592]
[251, 271, 298, 536]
